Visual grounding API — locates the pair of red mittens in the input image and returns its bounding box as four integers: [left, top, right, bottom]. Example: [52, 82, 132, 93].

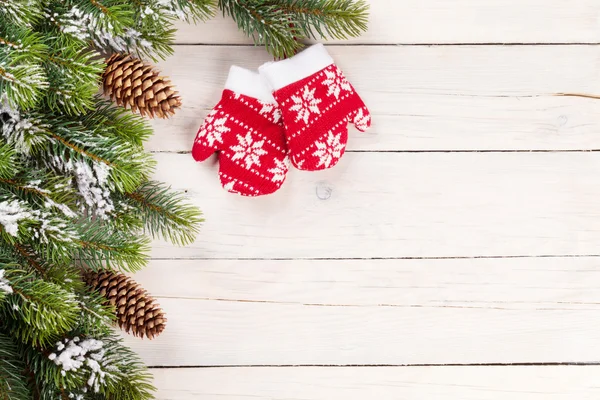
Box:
[192, 44, 371, 196]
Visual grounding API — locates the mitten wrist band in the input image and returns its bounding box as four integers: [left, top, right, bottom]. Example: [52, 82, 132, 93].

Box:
[259, 44, 334, 90]
[225, 66, 276, 103]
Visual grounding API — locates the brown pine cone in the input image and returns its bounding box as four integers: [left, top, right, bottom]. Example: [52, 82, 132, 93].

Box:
[83, 270, 166, 339]
[102, 53, 182, 119]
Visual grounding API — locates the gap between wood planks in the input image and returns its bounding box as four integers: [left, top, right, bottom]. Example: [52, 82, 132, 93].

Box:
[150, 254, 600, 261]
[149, 362, 600, 369]
[150, 296, 600, 312]
[173, 43, 600, 46]
[151, 149, 600, 154]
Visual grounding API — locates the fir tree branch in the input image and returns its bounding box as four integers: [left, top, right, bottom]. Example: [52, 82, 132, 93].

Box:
[0, 20, 48, 114]
[0, 181, 80, 264]
[41, 38, 104, 115]
[49, 132, 114, 168]
[280, 0, 369, 40]
[0, 174, 77, 217]
[123, 181, 203, 246]
[75, 222, 150, 272]
[67, 0, 134, 34]
[0, 62, 48, 110]
[219, 0, 300, 58]
[0, 0, 43, 27]
[21, 333, 155, 399]
[0, 1, 212, 396]
[0, 332, 31, 400]
[98, 335, 155, 400]
[46, 113, 155, 194]
[0, 107, 52, 156]
[218, 0, 369, 58]
[75, 290, 115, 337]
[169, 0, 218, 22]
[0, 144, 16, 180]
[81, 99, 153, 148]
[12, 244, 47, 278]
[0, 19, 47, 62]
[1, 269, 79, 347]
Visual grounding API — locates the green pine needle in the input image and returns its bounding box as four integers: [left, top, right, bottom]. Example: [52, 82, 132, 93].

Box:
[123, 181, 203, 246]
[1, 269, 80, 347]
[171, 0, 218, 23]
[75, 221, 151, 273]
[0, 143, 17, 179]
[0, 332, 31, 400]
[219, 0, 369, 58]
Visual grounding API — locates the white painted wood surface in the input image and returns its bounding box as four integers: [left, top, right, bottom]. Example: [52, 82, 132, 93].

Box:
[151, 367, 600, 399]
[174, 1, 600, 44]
[126, 257, 600, 366]
[148, 45, 600, 152]
[133, 1, 600, 398]
[149, 152, 600, 259]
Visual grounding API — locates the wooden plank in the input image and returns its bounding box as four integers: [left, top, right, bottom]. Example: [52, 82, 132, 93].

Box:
[150, 367, 600, 399]
[174, 1, 600, 45]
[147, 45, 600, 152]
[149, 152, 600, 259]
[125, 257, 600, 366]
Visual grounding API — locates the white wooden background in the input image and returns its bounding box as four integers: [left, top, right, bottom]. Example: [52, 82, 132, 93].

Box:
[126, 1, 600, 398]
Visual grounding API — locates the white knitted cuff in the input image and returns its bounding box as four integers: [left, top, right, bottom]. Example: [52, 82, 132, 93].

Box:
[224, 66, 276, 103]
[259, 44, 334, 91]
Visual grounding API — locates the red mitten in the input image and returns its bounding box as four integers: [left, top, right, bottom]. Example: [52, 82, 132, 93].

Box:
[259, 44, 371, 171]
[192, 66, 288, 196]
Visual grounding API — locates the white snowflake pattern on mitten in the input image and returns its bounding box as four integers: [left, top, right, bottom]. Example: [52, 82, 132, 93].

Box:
[313, 132, 344, 168]
[322, 68, 352, 99]
[196, 108, 230, 147]
[268, 157, 289, 182]
[230, 132, 268, 169]
[290, 87, 322, 124]
[258, 101, 282, 123]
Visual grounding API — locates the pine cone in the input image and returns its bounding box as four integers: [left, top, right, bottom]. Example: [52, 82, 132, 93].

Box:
[102, 53, 182, 119]
[83, 270, 166, 339]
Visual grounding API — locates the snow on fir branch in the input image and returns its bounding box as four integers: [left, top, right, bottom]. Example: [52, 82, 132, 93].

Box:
[0, 199, 31, 236]
[56, 6, 154, 58]
[0, 1, 39, 26]
[0, 180, 78, 244]
[0, 96, 46, 154]
[45, 197, 77, 219]
[57, 6, 94, 41]
[48, 337, 117, 393]
[159, 0, 203, 21]
[31, 209, 75, 245]
[93, 29, 154, 59]
[51, 157, 114, 219]
[0, 268, 12, 294]
[0, 185, 78, 247]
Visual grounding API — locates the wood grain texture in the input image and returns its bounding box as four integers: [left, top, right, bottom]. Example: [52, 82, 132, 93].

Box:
[149, 152, 600, 259]
[174, 1, 600, 45]
[125, 257, 600, 366]
[139, 1, 600, 392]
[150, 367, 600, 399]
[147, 45, 600, 152]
